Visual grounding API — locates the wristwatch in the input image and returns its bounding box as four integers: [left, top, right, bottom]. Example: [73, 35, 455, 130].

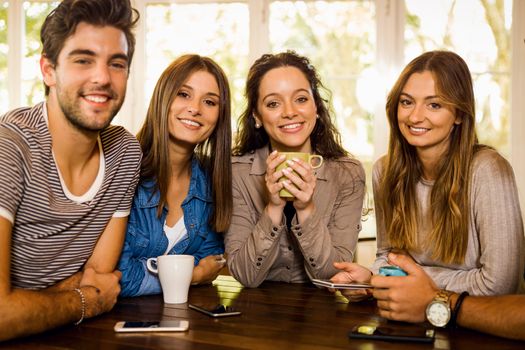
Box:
[425, 290, 452, 327]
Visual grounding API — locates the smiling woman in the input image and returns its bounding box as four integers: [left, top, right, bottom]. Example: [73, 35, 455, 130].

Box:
[330, 51, 524, 304]
[167, 70, 221, 148]
[225, 51, 366, 288]
[396, 70, 461, 167]
[117, 55, 233, 298]
[253, 66, 318, 153]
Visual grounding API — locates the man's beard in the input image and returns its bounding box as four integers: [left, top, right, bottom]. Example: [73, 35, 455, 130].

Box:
[57, 87, 123, 133]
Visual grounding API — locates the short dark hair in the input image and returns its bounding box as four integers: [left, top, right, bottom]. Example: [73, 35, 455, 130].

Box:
[40, 0, 139, 95]
[233, 51, 347, 159]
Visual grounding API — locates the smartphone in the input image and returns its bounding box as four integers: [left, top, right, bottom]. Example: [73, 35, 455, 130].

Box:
[188, 304, 241, 317]
[312, 279, 372, 289]
[348, 324, 435, 343]
[114, 320, 189, 333]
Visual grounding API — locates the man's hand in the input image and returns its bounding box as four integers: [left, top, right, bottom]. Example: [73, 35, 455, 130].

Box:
[371, 253, 438, 322]
[79, 268, 121, 318]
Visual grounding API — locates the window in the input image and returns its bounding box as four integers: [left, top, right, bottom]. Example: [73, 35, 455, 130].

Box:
[0, 2, 7, 112]
[22, 2, 58, 106]
[405, 0, 512, 157]
[144, 2, 249, 124]
[269, 0, 376, 173]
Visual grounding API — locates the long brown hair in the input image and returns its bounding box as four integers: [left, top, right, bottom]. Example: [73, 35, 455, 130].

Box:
[137, 55, 232, 232]
[233, 51, 347, 158]
[380, 50, 486, 264]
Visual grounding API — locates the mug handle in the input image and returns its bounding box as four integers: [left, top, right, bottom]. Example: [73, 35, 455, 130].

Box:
[146, 257, 158, 274]
[308, 155, 324, 169]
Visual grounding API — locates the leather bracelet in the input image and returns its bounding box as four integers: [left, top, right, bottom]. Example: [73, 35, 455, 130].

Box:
[73, 288, 86, 325]
[450, 291, 469, 328]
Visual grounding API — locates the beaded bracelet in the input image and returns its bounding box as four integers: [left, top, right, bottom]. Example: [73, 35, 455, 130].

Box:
[73, 288, 86, 326]
[450, 291, 469, 328]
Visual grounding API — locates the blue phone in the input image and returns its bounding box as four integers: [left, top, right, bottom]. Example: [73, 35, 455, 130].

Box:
[378, 265, 408, 277]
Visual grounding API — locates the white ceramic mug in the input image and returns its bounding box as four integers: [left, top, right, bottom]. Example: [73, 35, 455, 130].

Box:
[146, 254, 194, 304]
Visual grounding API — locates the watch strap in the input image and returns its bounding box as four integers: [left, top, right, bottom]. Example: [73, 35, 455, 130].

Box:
[434, 290, 452, 303]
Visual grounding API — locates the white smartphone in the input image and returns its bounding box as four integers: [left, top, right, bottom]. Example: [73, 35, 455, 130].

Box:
[312, 278, 372, 290]
[188, 304, 241, 317]
[114, 320, 189, 333]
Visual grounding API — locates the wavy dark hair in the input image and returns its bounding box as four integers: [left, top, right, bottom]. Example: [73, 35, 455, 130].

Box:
[40, 0, 139, 95]
[137, 55, 232, 232]
[233, 51, 347, 158]
[380, 50, 488, 264]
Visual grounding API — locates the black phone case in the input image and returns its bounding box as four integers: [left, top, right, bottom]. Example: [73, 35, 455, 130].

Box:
[348, 327, 434, 343]
[188, 304, 241, 318]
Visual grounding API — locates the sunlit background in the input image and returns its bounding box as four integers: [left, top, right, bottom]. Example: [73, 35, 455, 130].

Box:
[0, 0, 524, 244]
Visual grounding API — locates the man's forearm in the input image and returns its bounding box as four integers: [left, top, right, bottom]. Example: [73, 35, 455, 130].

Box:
[45, 272, 83, 292]
[457, 295, 525, 340]
[0, 288, 83, 341]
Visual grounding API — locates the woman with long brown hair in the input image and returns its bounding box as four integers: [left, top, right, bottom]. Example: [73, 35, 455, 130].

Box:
[118, 55, 232, 296]
[331, 50, 524, 301]
[225, 51, 365, 288]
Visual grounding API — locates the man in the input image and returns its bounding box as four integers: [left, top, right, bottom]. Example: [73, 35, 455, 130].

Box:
[0, 0, 141, 341]
[371, 253, 525, 341]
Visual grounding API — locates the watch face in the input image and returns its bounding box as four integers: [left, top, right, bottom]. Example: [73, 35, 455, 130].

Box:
[427, 302, 450, 327]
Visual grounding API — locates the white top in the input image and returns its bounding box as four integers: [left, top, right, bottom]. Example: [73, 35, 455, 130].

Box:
[164, 216, 188, 254]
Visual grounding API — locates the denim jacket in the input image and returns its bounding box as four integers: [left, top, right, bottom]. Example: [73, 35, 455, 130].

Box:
[118, 158, 224, 297]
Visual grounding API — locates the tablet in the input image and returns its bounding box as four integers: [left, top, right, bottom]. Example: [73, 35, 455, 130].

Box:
[312, 279, 372, 289]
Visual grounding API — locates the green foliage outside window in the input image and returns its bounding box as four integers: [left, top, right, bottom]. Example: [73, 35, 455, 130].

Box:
[23, 2, 58, 106]
[405, 0, 511, 157]
[270, 1, 376, 161]
[145, 3, 249, 127]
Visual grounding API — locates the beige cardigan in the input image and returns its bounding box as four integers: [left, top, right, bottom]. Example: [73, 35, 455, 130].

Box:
[225, 146, 365, 288]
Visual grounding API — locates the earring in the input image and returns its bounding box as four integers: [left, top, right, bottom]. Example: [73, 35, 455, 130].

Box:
[316, 114, 320, 119]
[253, 114, 261, 129]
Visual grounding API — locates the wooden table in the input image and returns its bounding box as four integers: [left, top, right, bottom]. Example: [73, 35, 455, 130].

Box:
[3, 275, 523, 349]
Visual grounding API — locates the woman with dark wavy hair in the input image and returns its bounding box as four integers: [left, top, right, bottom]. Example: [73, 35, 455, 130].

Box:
[331, 51, 524, 305]
[225, 51, 365, 288]
[118, 55, 232, 296]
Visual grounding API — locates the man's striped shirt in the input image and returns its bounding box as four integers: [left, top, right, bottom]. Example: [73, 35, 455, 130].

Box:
[0, 102, 141, 289]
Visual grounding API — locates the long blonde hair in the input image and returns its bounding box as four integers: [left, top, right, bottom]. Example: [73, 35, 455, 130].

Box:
[380, 50, 486, 264]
